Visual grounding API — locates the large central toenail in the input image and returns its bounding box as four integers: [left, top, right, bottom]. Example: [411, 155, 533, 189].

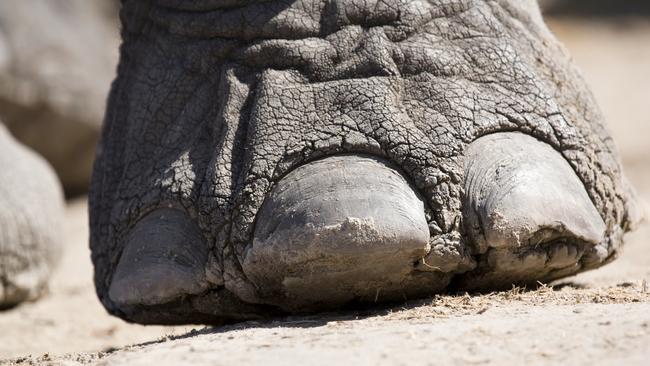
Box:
[241, 155, 444, 310]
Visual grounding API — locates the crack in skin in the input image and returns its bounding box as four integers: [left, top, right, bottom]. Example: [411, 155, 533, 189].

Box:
[91, 0, 636, 323]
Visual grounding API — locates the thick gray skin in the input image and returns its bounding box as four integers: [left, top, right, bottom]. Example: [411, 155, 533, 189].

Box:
[0, 123, 64, 308]
[92, 0, 637, 324]
[0, 0, 118, 194]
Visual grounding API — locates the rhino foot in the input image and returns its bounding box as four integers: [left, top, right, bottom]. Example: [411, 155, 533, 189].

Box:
[92, 0, 636, 324]
[0, 124, 63, 308]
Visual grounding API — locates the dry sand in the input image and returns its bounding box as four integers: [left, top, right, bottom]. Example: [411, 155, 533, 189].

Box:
[1, 18, 649, 365]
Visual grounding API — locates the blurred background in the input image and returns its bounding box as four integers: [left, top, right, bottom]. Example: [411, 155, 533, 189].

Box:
[0, 0, 648, 359]
[0, 0, 119, 196]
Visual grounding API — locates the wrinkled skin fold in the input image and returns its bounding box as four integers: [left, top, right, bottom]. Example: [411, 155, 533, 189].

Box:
[91, 0, 637, 324]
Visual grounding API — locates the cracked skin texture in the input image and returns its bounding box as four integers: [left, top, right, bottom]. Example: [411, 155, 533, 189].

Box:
[90, 0, 636, 324]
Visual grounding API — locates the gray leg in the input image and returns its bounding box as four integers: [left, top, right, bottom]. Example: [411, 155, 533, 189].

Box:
[0, 124, 63, 307]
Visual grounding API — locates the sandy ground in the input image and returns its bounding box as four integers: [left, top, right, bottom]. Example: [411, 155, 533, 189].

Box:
[1, 18, 650, 365]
